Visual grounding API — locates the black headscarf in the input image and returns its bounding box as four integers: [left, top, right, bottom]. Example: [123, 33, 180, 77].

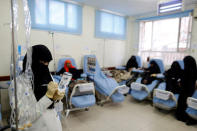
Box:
[146, 61, 160, 74]
[181, 56, 197, 94]
[23, 45, 53, 101]
[176, 56, 197, 121]
[165, 61, 183, 93]
[141, 61, 160, 85]
[166, 61, 183, 79]
[126, 56, 138, 71]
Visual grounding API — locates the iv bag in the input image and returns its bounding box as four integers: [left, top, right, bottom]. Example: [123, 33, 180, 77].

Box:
[58, 72, 72, 92]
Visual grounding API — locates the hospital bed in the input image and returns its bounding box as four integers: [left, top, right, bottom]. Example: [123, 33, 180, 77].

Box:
[111, 56, 143, 95]
[53, 57, 96, 117]
[101, 69, 130, 95]
[153, 60, 184, 110]
[83, 55, 125, 106]
[130, 59, 165, 101]
[186, 90, 197, 120]
[65, 82, 96, 118]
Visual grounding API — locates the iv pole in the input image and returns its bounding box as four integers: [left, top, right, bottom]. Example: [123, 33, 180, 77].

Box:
[11, 0, 18, 130]
[103, 39, 106, 68]
[49, 32, 57, 75]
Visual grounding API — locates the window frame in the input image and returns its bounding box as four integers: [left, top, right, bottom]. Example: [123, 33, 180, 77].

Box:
[138, 16, 192, 53]
[28, 0, 82, 35]
[95, 10, 127, 40]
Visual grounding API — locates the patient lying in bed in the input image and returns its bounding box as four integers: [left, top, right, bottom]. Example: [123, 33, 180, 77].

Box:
[109, 56, 140, 83]
[110, 70, 132, 83]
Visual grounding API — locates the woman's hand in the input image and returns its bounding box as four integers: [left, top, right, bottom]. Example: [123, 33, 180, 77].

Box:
[46, 81, 58, 98]
[151, 74, 157, 77]
[53, 90, 65, 101]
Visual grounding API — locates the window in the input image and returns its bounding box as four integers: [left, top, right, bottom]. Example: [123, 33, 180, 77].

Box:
[95, 10, 127, 40]
[139, 14, 192, 65]
[28, 0, 82, 34]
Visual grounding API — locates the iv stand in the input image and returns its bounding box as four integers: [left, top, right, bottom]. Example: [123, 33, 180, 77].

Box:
[11, 0, 18, 130]
[49, 32, 56, 75]
[103, 39, 106, 68]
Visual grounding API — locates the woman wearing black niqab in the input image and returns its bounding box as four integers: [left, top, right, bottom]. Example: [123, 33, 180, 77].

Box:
[141, 61, 161, 85]
[176, 56, 197, 125]
[15, 44, 64, 131]
[126, 56, 138, 72]
[165, 61, 183, 94]
[23, 45, 53, 101]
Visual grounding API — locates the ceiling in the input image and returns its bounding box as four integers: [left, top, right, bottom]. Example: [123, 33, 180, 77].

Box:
[73, 0, 197, 16]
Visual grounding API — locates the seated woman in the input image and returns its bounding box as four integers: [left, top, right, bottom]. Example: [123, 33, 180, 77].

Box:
[165, 61, 183, 94]
[110, 56, 139, 83]
[57, 60, 85, 94]
[141, 61, 160, 85]
[57, 60, 83, 80]
[126, 55, 139, 72]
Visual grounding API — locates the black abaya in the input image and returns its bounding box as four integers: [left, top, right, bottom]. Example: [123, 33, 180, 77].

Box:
[141, 61, 161, 85]
[23, 45, 53, 107]
[176, 56, 197, 123]
[126, 56, 138, 71]
[165, 61, 183, 94]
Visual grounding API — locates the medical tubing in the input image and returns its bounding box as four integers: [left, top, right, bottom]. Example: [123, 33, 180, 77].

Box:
[10, 0, 19, 130]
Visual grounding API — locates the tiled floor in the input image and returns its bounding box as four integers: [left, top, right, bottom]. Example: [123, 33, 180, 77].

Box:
[61, 96, 197, 131]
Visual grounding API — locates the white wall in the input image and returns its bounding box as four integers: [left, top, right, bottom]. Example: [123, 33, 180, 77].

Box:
[0, 0, 129, 76]
[126, 17, 139, 59]
[0, 0, 12, 76]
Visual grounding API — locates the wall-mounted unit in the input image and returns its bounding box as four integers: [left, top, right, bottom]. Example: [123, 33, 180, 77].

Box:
[158, 0, 183, 15]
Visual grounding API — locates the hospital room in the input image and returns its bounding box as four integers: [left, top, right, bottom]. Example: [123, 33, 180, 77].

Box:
[1, 0, 197, 130]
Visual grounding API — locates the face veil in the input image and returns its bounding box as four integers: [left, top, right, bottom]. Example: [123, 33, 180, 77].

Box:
[23, 45, 53, 101]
